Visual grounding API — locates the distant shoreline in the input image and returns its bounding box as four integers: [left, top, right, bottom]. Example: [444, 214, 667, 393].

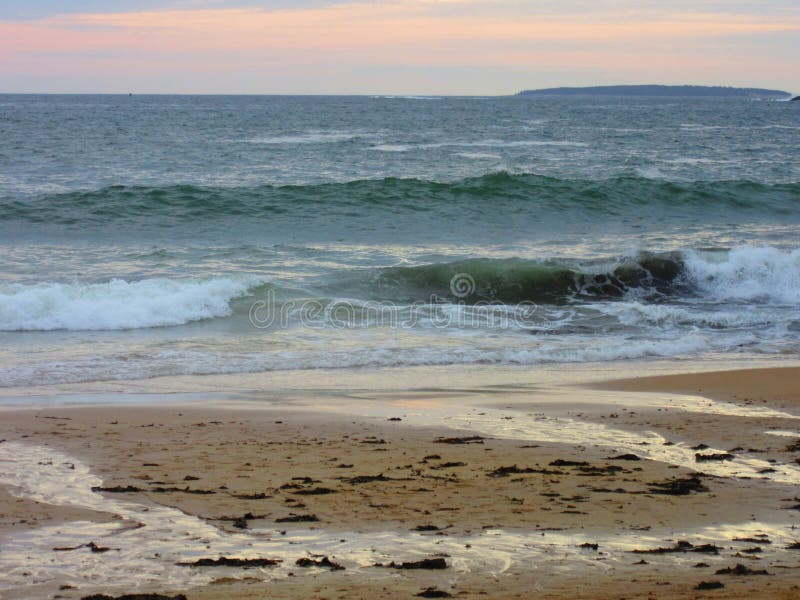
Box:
[0, 88, 796, 98]
[518, 84, 791, 99]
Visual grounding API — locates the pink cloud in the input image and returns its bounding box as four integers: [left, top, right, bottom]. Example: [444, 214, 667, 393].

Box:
[0, 2, 797, 92]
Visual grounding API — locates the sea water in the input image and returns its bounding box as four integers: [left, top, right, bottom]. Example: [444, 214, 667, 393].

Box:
[0, 94, 798, 388]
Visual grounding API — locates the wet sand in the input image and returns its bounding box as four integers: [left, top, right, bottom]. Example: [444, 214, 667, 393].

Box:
[598, 366, 800, 410]
[1, 365, 799, 599]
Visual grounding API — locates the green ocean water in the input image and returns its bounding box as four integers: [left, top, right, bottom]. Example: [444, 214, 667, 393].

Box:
[0, 94, 798, 388]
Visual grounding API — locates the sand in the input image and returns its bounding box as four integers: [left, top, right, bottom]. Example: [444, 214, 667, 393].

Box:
[598, 366, 800, 410]
[1, 365, 799, 599]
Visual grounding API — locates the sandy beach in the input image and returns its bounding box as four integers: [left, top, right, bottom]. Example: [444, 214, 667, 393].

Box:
[4, 86, 800, 600]
[1, 363, 799, 599]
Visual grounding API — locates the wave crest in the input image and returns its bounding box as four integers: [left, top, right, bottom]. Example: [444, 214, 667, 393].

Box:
[370, 253, 685, 303]
[0, 277, 258, 331]
[3, 174, 798, 225]
[2, 246, 798, 332]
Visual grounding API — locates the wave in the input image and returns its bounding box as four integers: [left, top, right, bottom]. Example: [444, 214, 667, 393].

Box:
[2, 247, 797, 332]
[368, 254, 683, 303]
[0, 276, 259, 331]
[369, 247, 800, 305]
[3, 173, 798, 225]
[684, 247, 800, 304]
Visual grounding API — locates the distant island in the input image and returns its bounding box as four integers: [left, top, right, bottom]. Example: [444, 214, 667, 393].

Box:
[518, 85, 791, 99]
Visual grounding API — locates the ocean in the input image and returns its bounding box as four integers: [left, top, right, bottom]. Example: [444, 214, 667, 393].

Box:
[1, 94, 798, 390]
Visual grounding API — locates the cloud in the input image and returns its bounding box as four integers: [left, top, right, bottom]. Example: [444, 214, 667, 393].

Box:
[0, 0, 797, 93]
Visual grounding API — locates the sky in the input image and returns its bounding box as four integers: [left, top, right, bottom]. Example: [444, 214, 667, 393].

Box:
[0, 1, 798, 94]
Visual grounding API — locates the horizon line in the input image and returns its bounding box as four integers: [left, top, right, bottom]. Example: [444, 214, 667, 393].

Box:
[0, 88, 796, 97]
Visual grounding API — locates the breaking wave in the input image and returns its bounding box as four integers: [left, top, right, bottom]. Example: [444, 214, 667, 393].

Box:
[1, 247, 797, 332]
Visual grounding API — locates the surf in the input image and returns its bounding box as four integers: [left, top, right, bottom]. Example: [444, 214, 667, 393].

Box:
[2, 246, 798, 332]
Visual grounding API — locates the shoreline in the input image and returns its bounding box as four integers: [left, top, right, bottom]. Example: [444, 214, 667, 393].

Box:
[1, 364, 799, 598]
[595, 366, 800, 410]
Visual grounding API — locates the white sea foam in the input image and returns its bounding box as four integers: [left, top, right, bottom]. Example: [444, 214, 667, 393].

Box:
[371, 143, 413, 152]
[679, 124, 728, 131]
[371, 139, 587, 152]
[765, 430, 800, 438]
[684, 247, 800, 305]
[474, 140, 587, 148]
[0, 276, 258, 331]
[759, 124, 800, 131]
[246, 130, 377, 144]
[661, 157, 735, 165]
[634, 165, 667, 179]
[455, 152, 503, 160]
[428, 411, 800, 484]
[0, 332, 752, 387]
[593, 301, 783, 329]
